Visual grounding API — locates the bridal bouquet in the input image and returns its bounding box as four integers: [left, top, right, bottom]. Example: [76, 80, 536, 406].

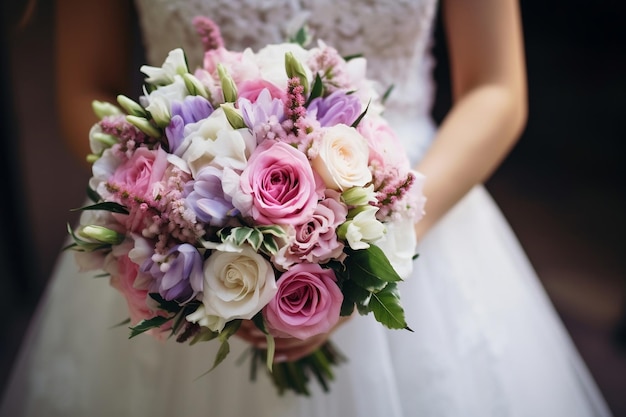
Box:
[68, 17, 425, 396]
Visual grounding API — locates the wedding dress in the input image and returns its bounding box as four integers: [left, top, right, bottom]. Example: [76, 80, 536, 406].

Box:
[1, 1, 613, 416]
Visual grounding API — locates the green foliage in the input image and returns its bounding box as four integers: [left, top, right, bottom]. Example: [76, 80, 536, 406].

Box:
[369, 283, 409, 330]
[71, 201, 129, 215]
[128, 316, 171, 339]
[351, 100, 370, 128]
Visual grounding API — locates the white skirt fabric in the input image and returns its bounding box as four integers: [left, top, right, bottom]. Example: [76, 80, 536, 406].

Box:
[0, 184, 613, 417]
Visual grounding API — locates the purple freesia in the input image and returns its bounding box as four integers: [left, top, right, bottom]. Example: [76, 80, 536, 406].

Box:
[166, 96, 214, 155]
[239, 88, 285, 130]
[185, 166, 236, 227]
[142, 243, 204, 303]
[308, 90, 362, 127]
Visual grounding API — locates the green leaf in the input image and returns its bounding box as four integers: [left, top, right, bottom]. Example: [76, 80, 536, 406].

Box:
[86, 186, 101, 203]
[340, 279, 371, 315]
[233, 227, 254, 246]
[71, 202, 129, 215]
[350, 99, 370, 128]
[129, 316, 171, 338]
[345, 245, 402, 291]
[369, 283, 409, 330]
[289, 26, 310, 47]
[247, 230, 263, 251]
[149, 293, 181, 314]
[305, 73, 324, 107]
[109, 317, 131, 329]
[343, 53, 363, 61]
[218, 319, 242, 343]
[190, 327, 219, 345]
[381, 84, 395, 105]
[195, 339, 231, 379]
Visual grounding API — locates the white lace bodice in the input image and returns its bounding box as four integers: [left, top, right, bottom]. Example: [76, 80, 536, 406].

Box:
[133, 0, 440, 163]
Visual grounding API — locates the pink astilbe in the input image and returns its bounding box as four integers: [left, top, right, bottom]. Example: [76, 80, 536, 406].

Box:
[99, 115, 156, 158]
[307, 43, 351, 93]
[106, 162, 204, 254]
[192, 16, 224, 52]
[372, 168, 418, 221]
[284, 77, 306, 131]
[278, 77, 323, 156]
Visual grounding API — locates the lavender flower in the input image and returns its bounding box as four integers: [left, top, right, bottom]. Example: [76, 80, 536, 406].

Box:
[308, 90, 362, 127]
[239, 88, 285, 130]
[142, 243, 204, 303]
[185, 166, 235, 227]
[165, 96, 214, 155]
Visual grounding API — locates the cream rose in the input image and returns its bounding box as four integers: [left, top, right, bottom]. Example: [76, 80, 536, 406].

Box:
[312, 124, 372, 191]
[199, 246, 278, 330]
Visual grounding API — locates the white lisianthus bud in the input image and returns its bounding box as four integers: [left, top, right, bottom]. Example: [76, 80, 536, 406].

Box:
[145, 95, 171, 128]
[117, 95, 148, 117]
[78, 225, 125, 245]
[89, 124, 117, 156]
[183, 73, 209, 99]
[285, 51, 309, 94]
[92, 100, 122, 119]
[186, 305, 226, 333]
[221, 103, 246, 129]
[140, 48, 188, 85]
[126, 115, 161, 138]
[217, 63, 238, 103]
[341, 185, 376, 206]
[338, 205, 385, 250]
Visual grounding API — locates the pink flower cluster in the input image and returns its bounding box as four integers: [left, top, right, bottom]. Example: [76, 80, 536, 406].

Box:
[71, 18, 423, 348]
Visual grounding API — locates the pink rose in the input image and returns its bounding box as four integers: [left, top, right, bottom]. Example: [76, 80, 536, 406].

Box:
[107, 147, 169, 232]
[358, 117, 410, 175]
[202, 47, 244, 76]
[264, 263, 343, 340]
[273, 190, 347, 270]
[240, 140, 321, 225]
[109, 147, 169, 199]
[109, 254, 154, 326]
[238, 79, 285, 103]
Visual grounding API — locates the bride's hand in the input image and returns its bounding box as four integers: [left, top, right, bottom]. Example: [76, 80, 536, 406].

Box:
[236, 315, 352, 362]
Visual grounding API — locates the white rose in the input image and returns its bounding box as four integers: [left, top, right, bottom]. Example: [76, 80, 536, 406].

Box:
[201, 246, 278, 325]
[181, 108, 256, 176]
[374, 218, 417, 279]
[312, 124, 372, 191]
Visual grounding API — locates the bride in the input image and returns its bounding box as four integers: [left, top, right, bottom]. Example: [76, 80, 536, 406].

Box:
[1, 0, 613, 416]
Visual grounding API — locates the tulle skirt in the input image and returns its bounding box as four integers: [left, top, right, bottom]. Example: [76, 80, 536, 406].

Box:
[0, 185, 612, 417]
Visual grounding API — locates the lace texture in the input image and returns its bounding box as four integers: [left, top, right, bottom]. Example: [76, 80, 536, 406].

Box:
[134, 0, 438, 118]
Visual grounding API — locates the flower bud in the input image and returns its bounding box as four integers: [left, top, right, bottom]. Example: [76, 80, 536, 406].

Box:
[341, 185, 376, 206]
[221, 103, 246, 129]
[285, 52, 309, 95]
[92, 100, 122, 119]
[117, 95, 148, 117]
[338, 205, 385, 250]
[217, 64, 238, 103]
[145, 96, 171, 128]
[78, 225, 125, 245]
[126, 115, 161, 138]
[90, 132, 118, 149]
[183, 73, 209, 99]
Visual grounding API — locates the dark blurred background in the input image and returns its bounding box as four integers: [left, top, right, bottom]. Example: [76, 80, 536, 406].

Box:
[1, 1, 625, 415]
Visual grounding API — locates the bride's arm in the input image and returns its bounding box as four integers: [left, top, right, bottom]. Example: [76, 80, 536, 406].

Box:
[56, 0, 133, 165]
[414, 0, 527, 239]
